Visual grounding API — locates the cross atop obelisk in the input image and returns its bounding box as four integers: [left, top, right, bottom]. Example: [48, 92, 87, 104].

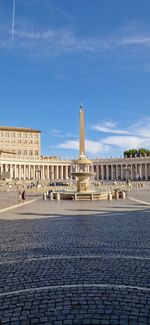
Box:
[79, 104, 85, 157]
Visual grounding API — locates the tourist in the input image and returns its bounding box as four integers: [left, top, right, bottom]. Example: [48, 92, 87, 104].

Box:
[22, 190, 26, 201]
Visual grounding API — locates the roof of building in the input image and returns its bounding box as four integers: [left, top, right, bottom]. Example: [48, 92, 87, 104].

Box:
[0, 126, 41, 133]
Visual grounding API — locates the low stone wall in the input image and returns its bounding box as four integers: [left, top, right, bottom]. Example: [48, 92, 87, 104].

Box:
[49, 190, 127, 201]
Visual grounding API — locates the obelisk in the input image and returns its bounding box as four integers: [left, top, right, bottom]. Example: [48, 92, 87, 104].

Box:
[71, 105, 94, 193]
[79, 104, 85, 157]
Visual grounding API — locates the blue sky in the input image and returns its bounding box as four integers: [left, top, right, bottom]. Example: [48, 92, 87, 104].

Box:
[1, 0, 150, 158]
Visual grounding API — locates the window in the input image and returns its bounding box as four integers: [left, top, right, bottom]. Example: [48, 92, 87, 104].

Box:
[17, 133, 21, 138]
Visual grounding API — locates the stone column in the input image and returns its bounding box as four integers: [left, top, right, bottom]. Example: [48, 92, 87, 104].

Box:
[66, 165, 68, 179]
[145, 164, 148, 180]
[130, 165, 133, 180]
[101, 165, 104, 180]
[9, 165, 13, 180]
[1, 164, 4, 175]
[33, 165, 35, 180]
[125, 165, 128, 180]
[106, 165, 109, 181]
[53, 166, 56, 179]
[139, 164, 142, 180]
[14, 164, 17, 180]
[116, 165, 118, 180]
[96, 165, 99, 180]
[18, 165, 22, 180]
[51, 165, 54, 180]
[24, 165, 26, 180]
[47, 166, 50, 179]
[28, 165, 30, 179]
[56, 166, 59, 179]
[60, 166, 63, 180]
[111, 165, 113, 181]
[121, 165, 123, 180]
[41, 165, 44, 179]
[135, 164, 138, 180]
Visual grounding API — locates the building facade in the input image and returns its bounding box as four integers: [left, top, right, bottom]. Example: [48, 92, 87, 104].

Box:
[0, 126, 41, 158]
[0, 126, 150, 181]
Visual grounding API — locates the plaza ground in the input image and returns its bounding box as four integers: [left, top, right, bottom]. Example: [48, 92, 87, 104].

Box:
[0, 186, 150, 324]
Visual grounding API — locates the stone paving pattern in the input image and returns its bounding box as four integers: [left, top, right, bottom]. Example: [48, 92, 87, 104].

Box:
[0, 188, 150, 324]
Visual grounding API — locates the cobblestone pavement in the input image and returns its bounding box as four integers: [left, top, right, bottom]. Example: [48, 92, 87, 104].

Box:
[0, 189, 150, 324]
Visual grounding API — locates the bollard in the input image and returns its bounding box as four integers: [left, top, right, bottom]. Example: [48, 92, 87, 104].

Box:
[74, 193, 77, 201]
[116, 191, 119, 199]
[43, 192, 46, 200]
[108, 193, 112, 200]
[49, 192, 53, 201]
[91, 193, 94, 200]
[56, 192, 60, 201]
[122, 191, 126, 199]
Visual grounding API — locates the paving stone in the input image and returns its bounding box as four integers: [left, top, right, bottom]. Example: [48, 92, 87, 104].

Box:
[0, 198, 150, 324]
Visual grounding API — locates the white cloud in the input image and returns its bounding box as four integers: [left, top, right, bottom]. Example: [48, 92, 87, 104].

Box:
[53, 116, 150, 156]
[58, 140, 79, 150]
[102, 136, 143, 148]
[96, 117, 150, 151]
[57, 139, 111, 154]
[129, 118, 150, 138]
[120, 36, 150, 47]
[2, 19, 150, 57]
[93, 121, 129, 135]
[47, 129, 76, 138]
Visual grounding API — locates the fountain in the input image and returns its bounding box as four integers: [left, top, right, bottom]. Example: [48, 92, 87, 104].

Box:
[52, 105, 126, 201]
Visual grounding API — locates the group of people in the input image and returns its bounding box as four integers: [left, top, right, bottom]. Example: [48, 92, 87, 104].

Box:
[18, 188, 26, 202]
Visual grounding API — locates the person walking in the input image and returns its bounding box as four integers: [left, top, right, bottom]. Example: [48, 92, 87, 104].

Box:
[22, 190, 26, 201]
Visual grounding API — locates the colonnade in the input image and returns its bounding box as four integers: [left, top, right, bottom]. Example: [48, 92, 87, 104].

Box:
[0, 163, 71, 181]
[1, 158, 150, 181]
[93, 162, 150, 181]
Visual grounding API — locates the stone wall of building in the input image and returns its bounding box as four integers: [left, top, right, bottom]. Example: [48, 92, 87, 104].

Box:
[0, 126, 41, 158]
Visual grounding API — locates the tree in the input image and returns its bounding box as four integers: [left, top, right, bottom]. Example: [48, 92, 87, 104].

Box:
[124, 149, 138, 158]
[123, 148, 150, 157]
[138, 148, 150, 157]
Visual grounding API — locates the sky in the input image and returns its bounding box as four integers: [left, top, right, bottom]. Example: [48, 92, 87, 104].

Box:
[1, 0, 150, 158]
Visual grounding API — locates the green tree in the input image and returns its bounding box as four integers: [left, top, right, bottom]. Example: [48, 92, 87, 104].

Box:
[124, 148, 150, 157]
[124, 149, 138, 158]
[138, 148, 150, 157]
